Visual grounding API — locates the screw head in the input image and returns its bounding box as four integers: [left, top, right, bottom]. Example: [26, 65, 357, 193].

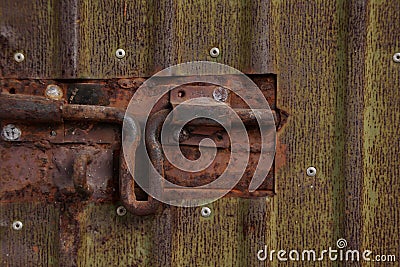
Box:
[45, 84, 63, 100]
[179, 129, 190, 142]
[393, 53, 400, 63]
[213, 87, 228, 102]
[2, 124, 22, 141]
[209, 47, 220, 58]
[306, 166, 317, 177]
[116, 48, 126, 59]
[116, 206, 127, 216]
[12, 221, 23, 231]
[201, 206, 212, 217]
[14, 52, 25, 62]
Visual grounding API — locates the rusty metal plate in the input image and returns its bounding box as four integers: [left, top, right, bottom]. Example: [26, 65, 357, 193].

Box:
[0, 74, 287, 209]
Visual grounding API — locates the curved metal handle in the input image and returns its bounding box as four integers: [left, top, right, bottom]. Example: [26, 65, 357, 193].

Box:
[119, 114, 160, 215]
[73, 152, 93, 198]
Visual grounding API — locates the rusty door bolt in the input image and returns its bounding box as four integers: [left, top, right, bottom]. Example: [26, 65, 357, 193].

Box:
[12, 221, 23, 231]
[209, 47, 220, 58]
[14, 52, 25, 62]
[115, 48, 126, 59]
[213, 87, 228, 102]
[45, 85, 63, 100]
[201, 207, 212, 217]
[116, 206, 127, 216]
[306, 166, 317, 177]
[393, 53, 400, 63]
[2, 124, 22, 141]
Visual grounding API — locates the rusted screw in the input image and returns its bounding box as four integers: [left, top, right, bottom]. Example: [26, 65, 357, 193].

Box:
[116, 206, 127, 216]
[177, 90, 185, 98]
[115, 48, 126, 59]
[2, 124, 21, 141]
[213, 87, 228, 102]
[12, 221, 23, 231]
[209, 47, 220, 58]
[45, 84, 63, 100]
[179, 129, 190, 143]
[201, 206, 212, 217]
[306, 166, 317, 177]
[14, 52, 25, 62]
[393, 53, 400, 63]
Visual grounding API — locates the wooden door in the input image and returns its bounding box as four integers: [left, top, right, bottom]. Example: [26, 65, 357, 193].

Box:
[0, 1, 399, 266]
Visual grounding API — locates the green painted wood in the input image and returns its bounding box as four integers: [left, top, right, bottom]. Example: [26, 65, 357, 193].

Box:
[269, 1, 347, 266]
[0, 0, 399, 266]
[76, 204, 154, 267]
[0, 0, 275, 78]
[361, 0, 400, 262]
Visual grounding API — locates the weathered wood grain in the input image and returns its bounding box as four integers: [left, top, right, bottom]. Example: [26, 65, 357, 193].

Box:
[360, 0, 400, 263]
[269, 1, 347, 265]
[0, 0, 63, 78]
[0, 203, 60, 266]
[0, 0, 275, 78]
[76, 204, 154, 267]
[0, 0, 399, 266]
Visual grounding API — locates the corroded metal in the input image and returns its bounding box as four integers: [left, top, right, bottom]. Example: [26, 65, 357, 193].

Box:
[0, 93, 63, 123]
[0, 75, 283, 210]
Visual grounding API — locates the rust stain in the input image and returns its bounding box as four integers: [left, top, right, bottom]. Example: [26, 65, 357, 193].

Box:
[32, 246, 39, 254]
[0, 75, 287, 208]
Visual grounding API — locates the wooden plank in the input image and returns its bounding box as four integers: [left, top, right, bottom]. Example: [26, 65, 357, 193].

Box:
[76, 203, 154, 267]
[0, 0, 63, 78]
[154, 197, 268, 267]
[361, 0, 400, 261]
[268, 1, 348, 265]
[0, 1, 399, 266]
[0, 203, 60, 266]
[344, 0, 369, 259]
[0, 0, 275, 78]
[77, 0, 275, 78]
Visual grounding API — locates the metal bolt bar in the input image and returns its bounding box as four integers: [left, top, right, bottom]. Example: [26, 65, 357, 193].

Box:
[0, 93, 63, 123]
